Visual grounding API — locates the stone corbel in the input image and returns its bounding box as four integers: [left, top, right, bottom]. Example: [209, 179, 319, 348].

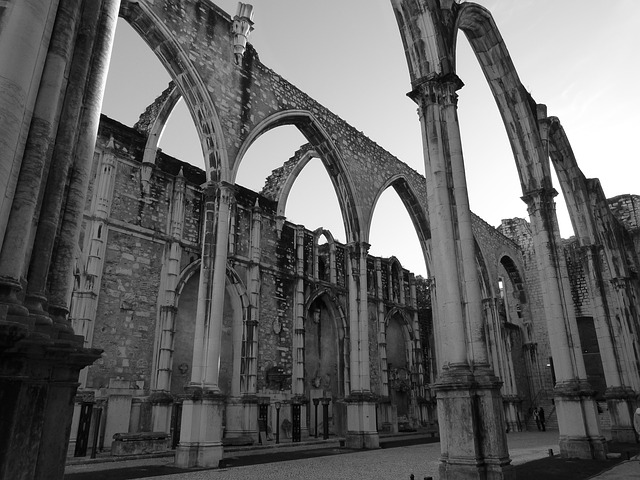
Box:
[232, 3, 254, 65]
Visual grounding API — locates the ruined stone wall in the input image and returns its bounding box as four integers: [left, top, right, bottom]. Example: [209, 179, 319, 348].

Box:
[608, 194, 640, 232]
[564, 240, 592, 318]
[498, 218, 554, 392]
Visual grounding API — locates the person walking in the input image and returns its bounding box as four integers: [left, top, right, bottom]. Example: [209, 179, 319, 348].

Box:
[538, 407, 546, 431]
[533, 407, 541, 431]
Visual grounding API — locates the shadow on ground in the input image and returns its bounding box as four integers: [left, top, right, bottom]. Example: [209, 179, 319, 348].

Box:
[513, 442, 640, 480]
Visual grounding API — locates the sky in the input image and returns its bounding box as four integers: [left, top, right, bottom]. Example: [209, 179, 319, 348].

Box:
[102, 0, 640, 278]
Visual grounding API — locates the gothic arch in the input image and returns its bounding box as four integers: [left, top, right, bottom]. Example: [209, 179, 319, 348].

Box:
[275, 149, 318, 218]
[120, 1, 229, 181]
[233, 110, 363, 243]
[313, 228, 337, 283]
[499, 254, 527, 306]
[455, 3, 551, 195]
[154, 259, 252, 396]
[370, 175, 432, 274]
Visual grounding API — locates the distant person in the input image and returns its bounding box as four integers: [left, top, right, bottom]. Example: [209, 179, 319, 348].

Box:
[538, 407, 546, 431]
[533, 407, 541, 430]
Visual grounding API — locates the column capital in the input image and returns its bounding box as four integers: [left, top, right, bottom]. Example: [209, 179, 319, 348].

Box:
[346, 241, 370, 257]
[407, 73, 464, 108]
[202, 180, 236, 202]
[521, 187, 558, 213]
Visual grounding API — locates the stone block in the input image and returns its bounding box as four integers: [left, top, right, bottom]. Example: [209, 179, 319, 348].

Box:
[110, 432, 169, 456]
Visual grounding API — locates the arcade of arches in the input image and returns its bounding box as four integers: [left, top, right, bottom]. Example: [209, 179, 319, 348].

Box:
[0, 1, 639, 479]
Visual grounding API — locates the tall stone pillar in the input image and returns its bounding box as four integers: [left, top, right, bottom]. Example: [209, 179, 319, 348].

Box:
[344, 242, 379, 449]
[542, 113, 640, 443]
[226, 199, 261, 441]
[176, 182, 234, 468]
[151, 168, 186, 433]
[0, 0, 60, 246]
[522, 187, 606, 458]
[293, 226, 306, 397]
[0, 1, 118, 478]
[409, 76, 512, 480]
[581, 248, 637, 443]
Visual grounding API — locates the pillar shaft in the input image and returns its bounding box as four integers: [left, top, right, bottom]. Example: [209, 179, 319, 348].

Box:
[23, 0, 104, 322]
[0, 0, 81, 290]
[190, 182, 233, 390]
[522, 161, 606, 458]
[347, 242, 371, 392]
[410, 76, 512, 479]
[293, 227, 305, 396]
[415, 80, 468, 368]
[0, 0, 60, 246]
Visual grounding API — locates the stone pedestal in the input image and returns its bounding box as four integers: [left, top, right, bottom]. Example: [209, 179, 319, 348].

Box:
[605, 387, 638, 444]
[225, 396, 258, 443]
[503, 395, 522, 432]
[0, 329, 101, 480]
[150, 392, 174, 434]
[102, 380, 136, 449]
[344, 394, 379, 449]
[175, 389, 225, 468]
[555, 381, 607, 459]
[435, 367, 514, 480]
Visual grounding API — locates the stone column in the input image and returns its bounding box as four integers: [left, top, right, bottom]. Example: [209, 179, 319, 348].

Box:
[0, 1, 109, 478]
[151, 168, 186, 433]
[344, 242, 379, 449]
[0, 0, 60, 248]
[176, 182, 233, 468]
[522, 187, 607, 458]
[23, 0, 113, 327]
[409, 76, 512, 480]
[542, 113, 640, 442]
[0, 0, 81, 320]
[576, 247, 637, 442]
[292, 226, 306, 397]
[227, 199, 261, 441]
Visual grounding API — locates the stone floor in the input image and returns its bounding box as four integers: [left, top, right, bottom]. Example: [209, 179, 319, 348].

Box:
[66, 430, 565, 479]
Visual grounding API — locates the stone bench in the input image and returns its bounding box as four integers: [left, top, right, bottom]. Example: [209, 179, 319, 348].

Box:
[111, 432, 169, 456]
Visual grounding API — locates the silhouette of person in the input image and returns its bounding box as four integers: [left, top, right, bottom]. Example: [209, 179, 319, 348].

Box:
[538, 407, 546, 431]
[533, 407, 541, 431]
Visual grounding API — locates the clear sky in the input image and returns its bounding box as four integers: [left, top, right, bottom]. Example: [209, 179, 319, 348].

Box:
[103, 0, 640, 278]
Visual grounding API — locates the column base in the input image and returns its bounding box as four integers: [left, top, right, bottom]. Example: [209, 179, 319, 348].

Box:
[435, 366, 514, 480]
[0, 330, 101, 480]
[174, 389, 225, 468]
[605, 387, 639, 444]
[554, 381, 608, 459]
[344, 393, 379, 449]
[559, 436, 608, 460]
[150, 391, 174, 433]
[224, 396, 258, 443]
[175, 442, 223, 469]
[439, 460, 515, 480]
[611, 426, 637, 444]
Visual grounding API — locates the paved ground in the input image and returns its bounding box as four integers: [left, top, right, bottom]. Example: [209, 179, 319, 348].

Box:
[64, 431, 639, 480]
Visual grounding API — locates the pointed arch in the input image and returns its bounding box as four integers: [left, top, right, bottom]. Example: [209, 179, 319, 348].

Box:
[369, 175, 431, 275]
[119, 2, 229, 181]
[455, 3, 551, 195]
[313, 228, 337, 284]
[233, 110, 363, 243]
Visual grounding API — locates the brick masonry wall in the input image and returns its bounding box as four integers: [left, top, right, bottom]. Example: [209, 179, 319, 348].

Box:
[498, 218, 555, 392]
[90, 229, 163, 390]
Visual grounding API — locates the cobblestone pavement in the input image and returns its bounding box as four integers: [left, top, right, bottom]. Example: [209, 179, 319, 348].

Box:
[66, 431, 561, 480]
